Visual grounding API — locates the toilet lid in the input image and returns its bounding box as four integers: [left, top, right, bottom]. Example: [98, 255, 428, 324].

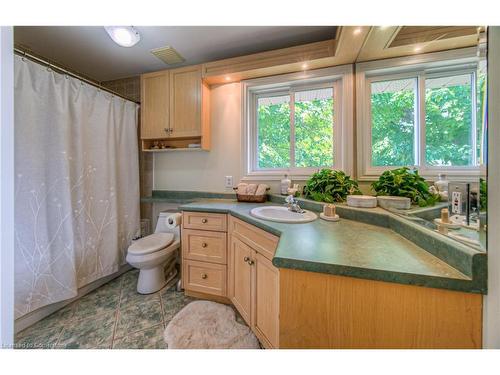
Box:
[128, 233, 175, 255]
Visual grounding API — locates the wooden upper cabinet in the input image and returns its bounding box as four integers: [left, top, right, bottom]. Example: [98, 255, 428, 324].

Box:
[140, 70, 169, 139]
[140, 64, 210, 150]
[169, 65, 204, 138]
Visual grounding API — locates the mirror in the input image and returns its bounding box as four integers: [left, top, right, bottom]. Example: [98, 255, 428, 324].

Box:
[356, 26, 488, 251]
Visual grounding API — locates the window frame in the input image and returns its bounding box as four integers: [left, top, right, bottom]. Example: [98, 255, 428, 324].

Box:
[242, 65, 353, 181]
[356, 47, 486, 181]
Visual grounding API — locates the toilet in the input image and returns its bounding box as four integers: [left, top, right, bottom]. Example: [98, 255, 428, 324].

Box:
[126, 212, 180, 294]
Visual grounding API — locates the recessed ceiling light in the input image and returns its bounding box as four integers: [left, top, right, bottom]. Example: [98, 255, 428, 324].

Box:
[225, 76, 231, 81]
[353, 28, 362, 35]
[104, 26, 141, 47]
[414, 46, 422, 52]
[301, 63, 309, 70]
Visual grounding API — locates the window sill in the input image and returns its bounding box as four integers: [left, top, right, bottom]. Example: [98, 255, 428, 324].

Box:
[357, 167, 486, 183]
[241, 173, 313, 182]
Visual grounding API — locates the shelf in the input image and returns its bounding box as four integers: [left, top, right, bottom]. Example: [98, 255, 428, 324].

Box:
[143, 147, 207, 153]
[141, 136, 208, 152]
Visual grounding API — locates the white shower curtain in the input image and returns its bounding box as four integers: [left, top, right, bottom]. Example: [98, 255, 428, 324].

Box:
[14, 55, 140, 318]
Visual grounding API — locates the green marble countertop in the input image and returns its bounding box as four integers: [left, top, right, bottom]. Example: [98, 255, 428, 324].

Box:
[179, 199, 486, 294]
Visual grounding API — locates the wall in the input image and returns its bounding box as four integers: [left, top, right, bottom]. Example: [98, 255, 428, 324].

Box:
[153, 81, 373, 195]
[483, 26, 500, 348]
[154, 82, 245, 192]
[0, 26, 15, 348]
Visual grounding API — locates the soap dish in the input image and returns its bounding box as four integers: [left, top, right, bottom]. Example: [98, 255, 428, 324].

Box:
[320, 213, 340, 222]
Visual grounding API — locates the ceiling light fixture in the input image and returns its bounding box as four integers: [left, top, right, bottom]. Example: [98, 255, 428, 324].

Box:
[301, 63, 309, 70]
[225, 76, 231, 81]
[104, 26, 141, 47]
[414, 45, 422, 53]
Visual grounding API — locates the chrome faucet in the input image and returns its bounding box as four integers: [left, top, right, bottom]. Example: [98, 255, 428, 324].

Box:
[285, 195, 305, 214]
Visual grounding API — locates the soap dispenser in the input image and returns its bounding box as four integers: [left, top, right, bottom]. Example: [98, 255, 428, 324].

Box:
[280, 174, 291, 195]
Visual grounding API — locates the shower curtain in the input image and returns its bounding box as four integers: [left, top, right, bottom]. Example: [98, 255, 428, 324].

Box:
[14, 55, 140, 319]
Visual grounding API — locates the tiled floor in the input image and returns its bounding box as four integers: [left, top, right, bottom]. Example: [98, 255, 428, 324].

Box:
[15, 269, 198, 349]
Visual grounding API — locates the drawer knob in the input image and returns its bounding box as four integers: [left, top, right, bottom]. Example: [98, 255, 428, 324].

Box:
[244, 256, 254, 265]
[201, 273, 208, 279]
[202, 242, 208, 248]
[201, 218, 208, 223]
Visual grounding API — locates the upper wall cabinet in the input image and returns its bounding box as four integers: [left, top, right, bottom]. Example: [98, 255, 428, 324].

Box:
[141, 70, 169, 139]
[140, 64, 210, 151]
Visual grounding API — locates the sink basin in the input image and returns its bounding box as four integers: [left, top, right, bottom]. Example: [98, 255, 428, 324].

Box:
[250, 206, 317, 223]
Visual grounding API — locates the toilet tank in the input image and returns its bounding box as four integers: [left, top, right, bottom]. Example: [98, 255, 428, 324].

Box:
[154, 210, 180, 236]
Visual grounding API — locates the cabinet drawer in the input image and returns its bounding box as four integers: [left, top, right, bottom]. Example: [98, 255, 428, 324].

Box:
[183, 211, 227, 232]
[183, 260, 227, 297]
[182, 229, 227, 264]
[229, 216, 279, 261]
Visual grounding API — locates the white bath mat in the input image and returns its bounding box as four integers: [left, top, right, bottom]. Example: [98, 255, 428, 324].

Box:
[163, 300, 260, 349]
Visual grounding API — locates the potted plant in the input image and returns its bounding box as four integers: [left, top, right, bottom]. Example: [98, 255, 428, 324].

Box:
[303, 169, 362, 203]
[371, 167, 439, 207]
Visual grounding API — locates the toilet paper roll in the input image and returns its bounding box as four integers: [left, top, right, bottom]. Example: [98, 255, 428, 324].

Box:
[166, 213, 182, 229]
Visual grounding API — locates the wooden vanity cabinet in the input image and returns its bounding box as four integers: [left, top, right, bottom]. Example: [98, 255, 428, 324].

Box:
[181, 212, 228, 302]
[228, 216, 280, 349]
[140, 65, 210, 151]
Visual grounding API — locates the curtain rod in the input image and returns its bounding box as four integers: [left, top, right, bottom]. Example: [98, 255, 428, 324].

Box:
[14, 47, 140, 105]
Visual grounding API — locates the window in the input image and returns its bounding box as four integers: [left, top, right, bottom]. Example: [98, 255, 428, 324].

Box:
[371, 78, 417, 166]
[425, 73, 474, 166]
[256, 87, 334, 170]
[357, 49, 486, 180]
[244, 66, 352, 179]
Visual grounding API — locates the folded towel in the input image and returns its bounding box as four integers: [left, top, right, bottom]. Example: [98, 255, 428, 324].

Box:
[237, 183, 248, 195]
[255, 184, 269, 196]
[246, 184, 258, 195]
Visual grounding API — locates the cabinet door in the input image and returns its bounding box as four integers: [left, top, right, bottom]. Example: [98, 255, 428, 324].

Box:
[253, 252, 280, 348]
[140, 71, 169, 139]
[228, 235, 253, 326]
[169, 65, 202, 138]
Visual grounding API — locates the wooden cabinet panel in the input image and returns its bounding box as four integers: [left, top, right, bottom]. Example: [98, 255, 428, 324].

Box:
[253, 252, 280, 349]
[229, 216, 279, 261]
[228, 235, 254, 326]
[169, 65, 203, 138]
[182, 211, 227, 232]
[279, 269, 483, 349]
[182, 229, 227, 264]
[183, 259, 226, 297]
[141, 71, 169, 139]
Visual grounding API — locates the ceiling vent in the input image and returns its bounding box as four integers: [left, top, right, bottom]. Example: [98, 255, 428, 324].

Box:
[151, 46, 185, 65]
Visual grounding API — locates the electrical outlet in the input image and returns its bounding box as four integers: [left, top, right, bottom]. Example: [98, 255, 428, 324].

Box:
[224, 176, 233, 188]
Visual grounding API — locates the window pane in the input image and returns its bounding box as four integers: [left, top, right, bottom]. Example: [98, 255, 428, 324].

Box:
[425, 73, 473, 166]
[294, 88, 334, 168]
[371, 78, 416, 166]
[257, 94, 290, 169]
[476, 68, 487, 165]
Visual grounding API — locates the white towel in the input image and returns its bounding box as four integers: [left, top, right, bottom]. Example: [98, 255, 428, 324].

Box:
[246, 184, 258, 195]
[255, 184, 269, 196]
[237, 183, 248, 195]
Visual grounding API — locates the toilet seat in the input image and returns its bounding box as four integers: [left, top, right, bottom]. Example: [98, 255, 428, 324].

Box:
[128, 233, 175, 255]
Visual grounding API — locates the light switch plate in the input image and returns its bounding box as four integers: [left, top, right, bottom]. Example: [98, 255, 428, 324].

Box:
[224, 176, 233, 188]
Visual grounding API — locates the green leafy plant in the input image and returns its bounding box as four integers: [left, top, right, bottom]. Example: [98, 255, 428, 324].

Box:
[371, 167, 439, 207]
[303, 169, 361, 203]
[480, 178, 487, 212]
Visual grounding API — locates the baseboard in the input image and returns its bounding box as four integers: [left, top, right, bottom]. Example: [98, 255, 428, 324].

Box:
[14, 264, 132, 334]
